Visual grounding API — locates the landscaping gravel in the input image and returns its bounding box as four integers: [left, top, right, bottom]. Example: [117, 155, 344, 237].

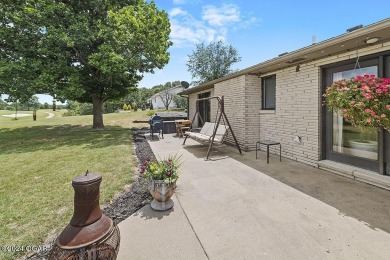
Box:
[25, 128, 154, 259]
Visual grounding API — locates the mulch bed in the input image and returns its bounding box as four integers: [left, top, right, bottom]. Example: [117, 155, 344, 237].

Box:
[26, 128, 154, 259]
[102, 127, 154, 223]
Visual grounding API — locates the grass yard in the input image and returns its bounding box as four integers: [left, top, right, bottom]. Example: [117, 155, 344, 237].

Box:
[0, 109, 149, 259]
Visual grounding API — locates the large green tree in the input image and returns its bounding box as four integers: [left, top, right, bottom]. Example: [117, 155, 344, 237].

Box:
[186, 40, 241, 85]
[0, 0, 172, 128]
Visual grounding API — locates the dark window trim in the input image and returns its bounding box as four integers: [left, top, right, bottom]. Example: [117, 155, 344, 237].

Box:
[261, 75, 276, 110]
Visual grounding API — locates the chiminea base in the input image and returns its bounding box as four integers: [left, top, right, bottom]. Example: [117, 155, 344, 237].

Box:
[49, 223, 120, 260]
[58, 215, 113, 248]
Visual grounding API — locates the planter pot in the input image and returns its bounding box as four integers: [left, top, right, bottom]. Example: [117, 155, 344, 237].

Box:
[149, 180, 176, 211]
[348, 140, 378, 152]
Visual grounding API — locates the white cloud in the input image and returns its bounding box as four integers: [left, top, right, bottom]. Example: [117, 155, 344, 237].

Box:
[173, 0, 186, 4]
[168, 4, 256, 48]
[169, 8, 188, 17]
[169, 8, 226, 47]
[202, 4, 240, 27]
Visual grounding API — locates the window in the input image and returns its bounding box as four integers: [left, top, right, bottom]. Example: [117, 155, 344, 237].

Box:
[262, 76, 276, 109]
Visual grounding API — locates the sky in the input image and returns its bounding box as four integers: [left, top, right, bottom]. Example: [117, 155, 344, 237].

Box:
[3, 0, 390, 104]
[138, 0, 390, 88]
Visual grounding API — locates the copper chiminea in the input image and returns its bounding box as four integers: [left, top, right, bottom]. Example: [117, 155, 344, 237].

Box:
[49, 171, 120, 259]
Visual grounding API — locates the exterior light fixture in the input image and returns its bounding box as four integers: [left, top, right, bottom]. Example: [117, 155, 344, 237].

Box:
[365, 37, 380, 44]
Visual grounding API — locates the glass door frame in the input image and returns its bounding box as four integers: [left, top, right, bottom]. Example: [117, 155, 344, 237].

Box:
[198, 92, 211, 127]
[322, 57, 383, 173]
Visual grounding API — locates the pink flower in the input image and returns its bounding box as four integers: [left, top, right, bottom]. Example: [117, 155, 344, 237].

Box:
[387, 105, 390, 110]
[364, 108, 371, 113]
[381, 114, 387, 118]
[364, 93, 372, 99]
[367, 118, 371, 123]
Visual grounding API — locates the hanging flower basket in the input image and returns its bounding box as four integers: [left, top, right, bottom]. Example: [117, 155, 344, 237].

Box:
[323, 75, 390, 132]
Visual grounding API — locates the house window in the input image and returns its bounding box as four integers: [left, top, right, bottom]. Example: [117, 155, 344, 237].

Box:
[262, 76, 276, 109]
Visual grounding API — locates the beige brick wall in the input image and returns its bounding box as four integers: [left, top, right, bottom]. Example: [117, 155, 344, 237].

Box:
[244, 75, 261, 150]
[214, 76, 246, 148]
[259, 64, 320, 166]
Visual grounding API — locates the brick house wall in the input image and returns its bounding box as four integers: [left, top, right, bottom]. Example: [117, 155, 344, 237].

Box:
[214, 75, 246, 148]
[258, 42, 390, 166]
[186, 41, 390, 166]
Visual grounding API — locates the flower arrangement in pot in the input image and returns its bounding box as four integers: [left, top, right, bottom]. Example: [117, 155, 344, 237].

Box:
[141, 155, 182, 211]
[323, 74, 390, 133]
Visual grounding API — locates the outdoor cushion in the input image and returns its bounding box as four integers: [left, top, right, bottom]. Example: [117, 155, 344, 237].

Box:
[199, 122, 213, 135]
[185, 123, 228, 143]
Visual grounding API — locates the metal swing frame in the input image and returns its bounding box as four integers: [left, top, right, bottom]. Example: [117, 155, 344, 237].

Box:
[183, 95, 242, 160]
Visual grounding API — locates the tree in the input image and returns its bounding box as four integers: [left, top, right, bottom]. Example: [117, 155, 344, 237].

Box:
[21, 95, 40, 111]
[173, 95, 187, 109]
[158, 88, 174, 110]
[186, 40, 241, 85]
[0, 1, 172, 129]
[0, 98, 6, 110]
[152, 84, 164, 95]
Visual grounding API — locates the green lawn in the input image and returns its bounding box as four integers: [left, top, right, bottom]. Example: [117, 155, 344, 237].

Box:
[0, 109, 149, 259]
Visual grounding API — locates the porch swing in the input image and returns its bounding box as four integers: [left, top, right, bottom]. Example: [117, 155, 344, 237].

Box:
[182, 96, 242, 160]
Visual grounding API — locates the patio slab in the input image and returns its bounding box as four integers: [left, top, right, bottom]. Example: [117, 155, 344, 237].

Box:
[118, 134, 390, 259]
[117, 195, 207, 260]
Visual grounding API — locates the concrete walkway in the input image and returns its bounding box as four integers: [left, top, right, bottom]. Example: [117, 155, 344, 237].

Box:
[118, 134, 390, 259]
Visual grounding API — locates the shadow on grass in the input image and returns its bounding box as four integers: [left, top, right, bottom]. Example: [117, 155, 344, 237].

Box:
[0, 125, 132, 154]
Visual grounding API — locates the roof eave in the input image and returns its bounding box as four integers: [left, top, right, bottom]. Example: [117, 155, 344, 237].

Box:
[179, 18, 390, 95]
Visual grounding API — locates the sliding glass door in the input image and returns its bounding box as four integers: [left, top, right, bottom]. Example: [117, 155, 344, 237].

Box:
[331, 66, 379, 161]
[323, 59, 381, 172]
[198, 92, 210, 127]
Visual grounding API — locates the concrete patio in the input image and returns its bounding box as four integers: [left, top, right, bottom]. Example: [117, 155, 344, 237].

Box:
[118, 134, 390, 259]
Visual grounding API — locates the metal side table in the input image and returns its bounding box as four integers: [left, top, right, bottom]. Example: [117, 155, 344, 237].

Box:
[256, 140, 281, 164]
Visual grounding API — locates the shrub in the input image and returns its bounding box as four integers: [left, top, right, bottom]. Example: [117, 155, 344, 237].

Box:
[123, 104, 128, 110]
[132, 102, 138, 112]
[79, 103, 93, 115]
[146, 110, 155, 116]
[62, 110, 79, 117]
